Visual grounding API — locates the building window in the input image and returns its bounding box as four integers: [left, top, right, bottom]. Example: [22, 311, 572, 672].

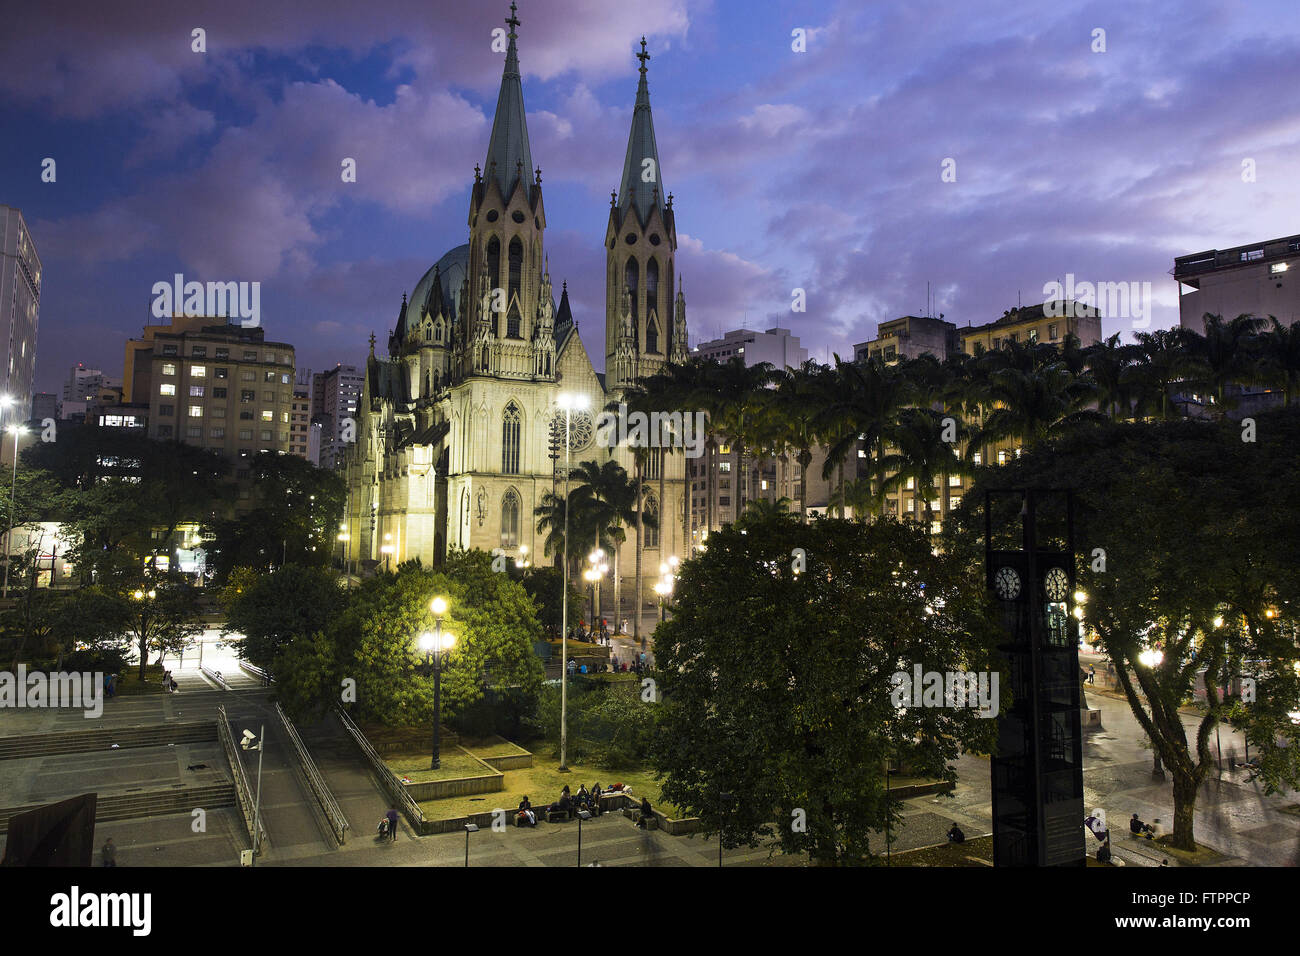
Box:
[160, 383, 176, 396]
[211, 427, 225, 439]
[1048, 324, 1058, 340]
[906, 499, 915, 513]
[262, 410, 273, 421]
[187, 425, 202, 438]
[502, 402, 521, 474]
[211, 407, 225, 418]
[215, 367, 228, 379]
[239, 429, 252, 440]
[241, 370, 255, 382]
[214, 387, 227, 399]
[948, 475, 962, 487]
[950, 495, 962, 510]
[191, 346, 207, 358]
[1027, 329, 1038, 344]
[159, 404, 174, 416]
[500, 489, 520, 549]
[261, 430, 272, 441]
[215, 348, 229, 360]
[645, 495, 659, 548]
[905, 476, 915, 490]
[244, 351, 257, 361]
[162, 363, 176, 376]
[162, 345, 178, 356]
[997, 450, 1008, 465]
[192, 365, 206, 377]
[281, 411, 289, 423]
[973, 452, 982, 465]
[241, 390, 254, 402]
[190, 385, 205, 397]
[646, 318, 659, 354]
[188, 405, 203, 418]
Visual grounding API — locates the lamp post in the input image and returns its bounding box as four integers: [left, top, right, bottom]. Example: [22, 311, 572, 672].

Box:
[557, 392, 588, 772]
[1138, 647, 1165, 776]
[380, 532, 395, 573]
[420, 596, 453, 770]
[2, 423, 27, 599]
[241, 726, 265, 863]
[577, 808, 592, 866]
[464, 822, 478, 866]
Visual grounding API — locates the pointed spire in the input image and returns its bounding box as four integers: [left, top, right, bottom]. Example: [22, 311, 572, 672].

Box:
[618, 37, 664, 224]
[369, 332, 376, 356]
[484, 2, 534, 203]
[556, 280, 573, 329]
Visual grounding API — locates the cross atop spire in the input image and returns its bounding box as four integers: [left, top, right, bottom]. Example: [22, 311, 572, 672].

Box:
[482, 2, 533, 201]
[637, 36, 650, 75]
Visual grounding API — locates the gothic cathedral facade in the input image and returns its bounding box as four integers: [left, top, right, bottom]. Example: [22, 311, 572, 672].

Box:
[342, 6, 689, 624]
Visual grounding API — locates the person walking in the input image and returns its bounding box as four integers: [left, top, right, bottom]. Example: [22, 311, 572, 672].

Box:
[101, 838, 117, 867]
[386, 808, 399, 841]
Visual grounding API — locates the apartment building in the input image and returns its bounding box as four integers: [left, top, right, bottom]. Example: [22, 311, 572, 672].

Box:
[1175, 233, 1300, 336]
[125, 316, 297, 470]
[855, 315, 960, 364]
[693, 326, 808, 369]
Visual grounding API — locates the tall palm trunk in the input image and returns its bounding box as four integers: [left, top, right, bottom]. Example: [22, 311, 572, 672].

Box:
[633, 457, 643, 645]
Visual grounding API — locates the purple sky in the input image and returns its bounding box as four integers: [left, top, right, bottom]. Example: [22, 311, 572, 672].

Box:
[3, 0, 1299, 395]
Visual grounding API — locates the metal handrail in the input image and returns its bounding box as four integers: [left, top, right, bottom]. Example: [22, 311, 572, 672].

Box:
[216, 705, 267, 854]
[201, 664, 230, 691]
[238, 660, 272, 685]
[334, 705, 425, 826]
[276, 702, 349, 845]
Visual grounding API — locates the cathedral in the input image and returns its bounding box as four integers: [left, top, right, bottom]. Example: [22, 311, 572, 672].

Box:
[342, 4, 690, 623]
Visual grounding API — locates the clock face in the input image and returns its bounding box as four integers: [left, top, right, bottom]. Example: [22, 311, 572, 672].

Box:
[1043, 567, 1069, 602]
[994, 566, 1021, 600]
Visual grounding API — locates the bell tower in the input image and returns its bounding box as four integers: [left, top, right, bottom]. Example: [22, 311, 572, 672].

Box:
[464, 2, 548, 380]
[606, 38, 682, 390]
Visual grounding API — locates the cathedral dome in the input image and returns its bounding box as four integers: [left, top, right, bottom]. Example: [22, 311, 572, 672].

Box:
[410, 243, 470, 322]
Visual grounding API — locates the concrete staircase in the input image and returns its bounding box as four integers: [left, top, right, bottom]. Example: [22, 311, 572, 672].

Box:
[0, 782, 236, 833]
[0, 721, 216, 761]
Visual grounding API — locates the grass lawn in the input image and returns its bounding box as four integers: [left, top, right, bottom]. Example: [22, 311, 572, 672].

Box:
[417, 759, 684, 821]
[384, 749, 497, 783]
[115, 665, 166, 696]
[459, 737, 530, 759]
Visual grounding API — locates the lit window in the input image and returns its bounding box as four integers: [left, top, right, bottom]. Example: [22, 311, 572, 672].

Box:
[162, 364, 176, 376]
[192, 365, 206, 377]
[906, 477, 915, 490]
[906, 499, 915, 513]
[190, 386, 205, 397]
[973, 452, 982, 465]
[949, 475, 962, 487]
[189, 405, 203, 418]
[261, 410, 273, 421]
[997, 450, 1007, 465]
[160, 384, 176, 396]
[950, 495, 962, 509]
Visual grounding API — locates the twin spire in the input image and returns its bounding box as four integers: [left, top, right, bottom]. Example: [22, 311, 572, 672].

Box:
[482, 7, 664, 221]
[483, 2, 534, 203]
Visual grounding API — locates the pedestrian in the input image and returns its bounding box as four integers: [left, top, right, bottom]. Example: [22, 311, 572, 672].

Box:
[386, 808, 399, 841]
[567, 658, 577, 678]
[1087, 666, 1095, 684]
[101, 838, 117, 867]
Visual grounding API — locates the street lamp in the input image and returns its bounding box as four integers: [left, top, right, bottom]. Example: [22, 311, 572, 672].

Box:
[557, 391, 589, 772]
[514, 543, 530, 569]
[420, 596, 454, 770]
[464, 822, 478, 866]
[2, 423, 28, 598]
[576, 808, 592, 866]
[380, 532, 395, 573]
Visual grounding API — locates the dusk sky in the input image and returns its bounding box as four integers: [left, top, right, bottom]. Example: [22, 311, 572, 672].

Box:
[4, 0, 1299, 395]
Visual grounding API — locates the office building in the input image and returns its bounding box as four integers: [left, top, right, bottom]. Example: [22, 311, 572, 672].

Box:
[0, 205, 41, 411]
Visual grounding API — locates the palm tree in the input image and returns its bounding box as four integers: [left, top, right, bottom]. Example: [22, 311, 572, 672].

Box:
[974, 364, 1102, 450]
[816, 357, 913, 518]
[735, 496, 796, 530]
[1124, 328, 1190, 420]
[1085, 333, 1136, 420]
[772, 361, 834, 521]
[569, 459, 651, 633]
[1181, 313, 1267, 414]
[1254, 316, 1300, 406]
[878, 407, 972, 533]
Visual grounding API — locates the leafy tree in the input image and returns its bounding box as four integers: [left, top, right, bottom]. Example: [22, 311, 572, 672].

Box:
[119, 575, 205, 679]
[952, 411, 1300, 850]
[653, 513, 1001, 864]
[518, 565, 583, 639]
[221, 564, 344, 670]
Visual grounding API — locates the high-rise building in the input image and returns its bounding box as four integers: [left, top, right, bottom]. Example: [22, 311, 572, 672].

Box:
[0, 205, 41, 411]
[31, 392, 58, 424]
[311, 364, 363, 469]
[693, 326, 807, 369]
[290, 381, 313, 460]
[123, 315, 297, 469]
[1175, 234, 1300, 335]
[62, 365, 121, 404]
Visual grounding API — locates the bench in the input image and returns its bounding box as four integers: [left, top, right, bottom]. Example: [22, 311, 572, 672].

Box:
[622, 807, 659, 830]
[546, 807, 572, 823]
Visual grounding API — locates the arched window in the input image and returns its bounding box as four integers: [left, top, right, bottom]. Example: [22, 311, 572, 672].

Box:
[501, 488, 520, 549]
[487, 237, 501, 298]
[508, 238, 523, 306]
[502, 401, 521, 474]
[644, 494, 659, 548]
[624, 258, 639, 326]
[646, 258, 659, 323]
[647, 447, 662, 480]
[646, 318, 659, 354]
[506, 304, 521, 339]
[480, 346, 490, 371]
